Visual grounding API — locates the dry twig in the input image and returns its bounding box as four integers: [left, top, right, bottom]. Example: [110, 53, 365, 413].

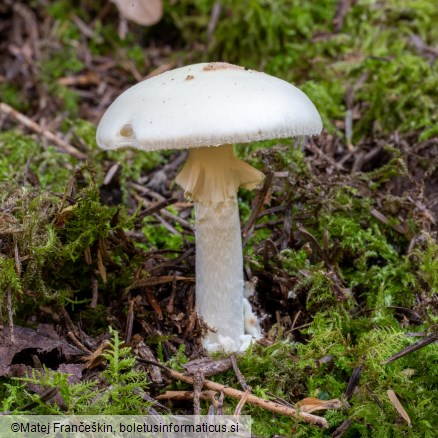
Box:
[156, 390, 220, 408]
[0, 102, 86, 159]
[230, 354, 248, 391]
[164, 367, 329, 427]
[381, 333, 438, 365]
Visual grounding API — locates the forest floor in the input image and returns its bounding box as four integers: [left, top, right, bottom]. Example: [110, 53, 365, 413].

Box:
[0, 1, 437, 437]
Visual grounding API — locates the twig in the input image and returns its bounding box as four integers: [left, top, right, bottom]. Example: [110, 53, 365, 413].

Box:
[138, 198, 179, 218]
[148, 247, 195, 276]
[230, 354, 248, 391]
[6, 288, 14, 343]
[90, 275, 98, 309]
[207, 2, 222, 42]
[124, 275, 195, 294]
[370, 208, 407, 235]
[156, 390, 219, 408]
[20, 387, 59, 411]
[132, 191, 193, 232]
[0, 102, 87, 159]
[333, 0, 351, 32]
[242, 172, 273, 245]
[165, 367, 329, 427]
[137, 359, 329, 426]
[305, 139, 346, 171]
[345, 365, 363, 400]
[290, 322, 312, 332]
[124, 300, 135, 343]
[365, 383, 384, 410]
[280, 207, 292, 251]
[332, 419, 352, 438]
[291, 310, 301, 331]
[66, 331, 92, 354]
[233, 386, 251, 416]
[103, 163, 121, 185]
[183, 358, 232, 377]
[381, 333, 438, 365]
[145, 288, 163, 320]
[192, 372, 204, 416]
[144, 62, 176, 79]
[134, 340, 163, 384]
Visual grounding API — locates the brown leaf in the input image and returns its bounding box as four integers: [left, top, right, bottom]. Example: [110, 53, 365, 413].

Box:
[296, 397, 342, 413]
[0, 326, 83, 377]
[125, 275, 195, 293]
[387, 389, 412, 427]
[112, 0, 163, 26]
[84, 340, 111, 369]
[145, 288, 163, 319]
[53, 205, 75, 228]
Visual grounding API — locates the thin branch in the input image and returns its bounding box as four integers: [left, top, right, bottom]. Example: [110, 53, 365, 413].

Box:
[230, 354, 248, 391]
[164, 366, 329, 427]
[381, 333, 438, 365]
[0, 102, 87, 159]
[156, 390, 220, 408]
[242, 171, 274, 245]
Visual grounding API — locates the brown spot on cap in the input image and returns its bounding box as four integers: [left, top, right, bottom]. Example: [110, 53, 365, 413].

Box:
[203, 62, 244, 71]
[119, 124, 134, 137]
[185, 75, 195, 80]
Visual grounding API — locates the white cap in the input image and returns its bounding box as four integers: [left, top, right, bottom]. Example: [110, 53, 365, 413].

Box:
[96, 62, 322, 151]
[112, 0, 163, 26]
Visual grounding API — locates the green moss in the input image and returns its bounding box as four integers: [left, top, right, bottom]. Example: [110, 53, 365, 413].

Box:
[61, 186, 117, 261]
[1, 329, 151, 415]
[0, 84, 30, 112]
[0, 131, 76, 191]
[167, 0, 438, 139]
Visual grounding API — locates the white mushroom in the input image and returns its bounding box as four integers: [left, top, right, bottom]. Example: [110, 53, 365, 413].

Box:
[112, 0, 163, 26]
[96, 62, 322, 352]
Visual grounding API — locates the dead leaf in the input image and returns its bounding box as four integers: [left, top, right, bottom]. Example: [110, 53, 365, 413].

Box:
[145, 288, 163, 319]
[296, 397, 342, 413]
[84, 340, 111, 369]
[0, 326, 83, 377]
[387, 389, 412, 427]
[125, 275, 195, 293]
[53, 205, 75, 228]
[112, 0, 163, 26]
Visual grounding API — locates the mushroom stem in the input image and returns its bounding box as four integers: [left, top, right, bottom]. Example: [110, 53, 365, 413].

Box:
[176, 145, 264, 352]
[194, 199, 244, 351]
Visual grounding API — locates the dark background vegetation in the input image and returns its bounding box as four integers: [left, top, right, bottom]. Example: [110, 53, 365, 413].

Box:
[0, 0, 437, 436]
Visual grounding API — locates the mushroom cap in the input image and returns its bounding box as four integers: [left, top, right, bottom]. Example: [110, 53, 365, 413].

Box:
[96, 62, 322, 151]
[112, 0, 163, 26]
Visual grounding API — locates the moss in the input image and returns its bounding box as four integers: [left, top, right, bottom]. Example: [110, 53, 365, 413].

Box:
[1, 329, 151, 414]
[167, 0, 438, 139]
[0, 131, 76, 191]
